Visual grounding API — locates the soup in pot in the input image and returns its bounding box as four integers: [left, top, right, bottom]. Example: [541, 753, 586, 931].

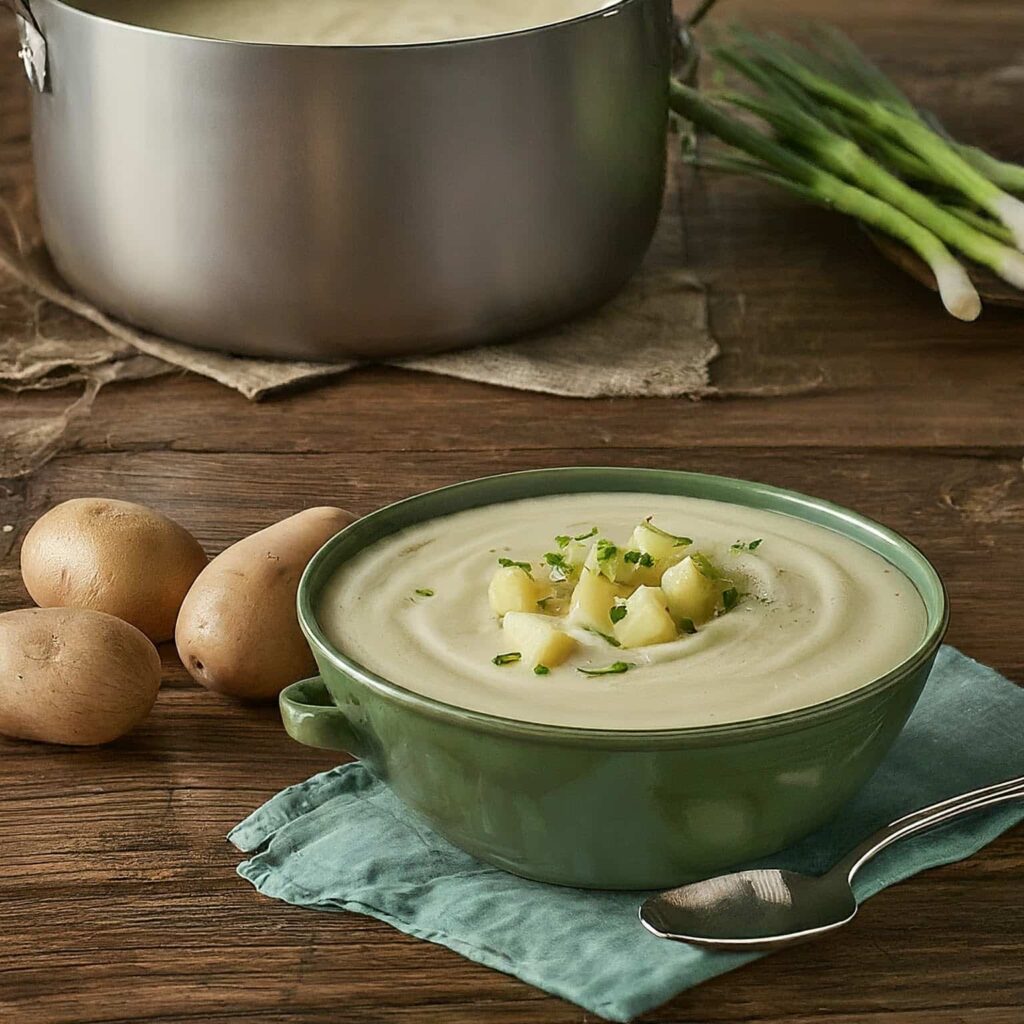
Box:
[70, 0, 622, 45]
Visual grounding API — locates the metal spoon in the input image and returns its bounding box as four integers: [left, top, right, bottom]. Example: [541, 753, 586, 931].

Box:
[640, 775, 1024, 951]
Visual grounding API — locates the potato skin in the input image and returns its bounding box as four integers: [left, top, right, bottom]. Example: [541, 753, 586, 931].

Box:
[0, 607, 161, 746]
[20, 498, 208, 643]
[175, 507, 355, 700]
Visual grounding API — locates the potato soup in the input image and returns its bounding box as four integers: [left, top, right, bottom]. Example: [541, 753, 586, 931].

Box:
[72, 0, 621, 46]
[317, 493, 928, 730]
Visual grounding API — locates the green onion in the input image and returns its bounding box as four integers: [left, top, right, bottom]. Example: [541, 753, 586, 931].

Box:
[534, 665, 551, 676]
[955, 145, 1024, 196]
[799, 24, 1024, 194]
[670, 82, 981, 321]
[941, 205, 1015, 245]
[492, 652, 522, 667]
[716, 86, 1024, 291]
[837, 115, 944, 186]
[577, 662, 634, 677]
[722, 588, 740, 611]
[730, 30, 1024, 250]
[414, 588, 435, 598]
[609, 605, 628, 624]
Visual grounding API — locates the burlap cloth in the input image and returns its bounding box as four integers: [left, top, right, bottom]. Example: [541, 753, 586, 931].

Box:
[0, 20, 717, 476]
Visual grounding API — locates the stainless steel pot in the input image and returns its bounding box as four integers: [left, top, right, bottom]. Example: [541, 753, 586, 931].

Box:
[9, 0, 673, 360]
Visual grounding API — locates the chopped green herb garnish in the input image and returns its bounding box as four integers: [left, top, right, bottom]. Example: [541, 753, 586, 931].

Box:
[721, 587, 740, 611]
[534, 665, 551, 676]
[585, 627, 621, 648]
[578, 662, 633, 676]
[609, 605, 628, 625]
[492, 652, 522, 666]
[543, 551, 573, 582]
[556, 527, 597, 549]
[414, 588, 435, 598]
[678, 617, 697, 635]
[730, 538, 764, 553]
[623, 549, 655, 567]
[644, 518, 693, 548]
[497, 557, 533, 578]
[595, 539, 619, 579]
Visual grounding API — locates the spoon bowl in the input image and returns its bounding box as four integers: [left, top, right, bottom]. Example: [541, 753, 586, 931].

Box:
[640, 775, 1024, 951]
[640, 868, 858, 951]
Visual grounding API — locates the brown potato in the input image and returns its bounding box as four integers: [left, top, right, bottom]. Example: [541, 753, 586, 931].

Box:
[20, 497, 207, 643]
[175, 507, 355, 700]
[0, 607, 161, 746]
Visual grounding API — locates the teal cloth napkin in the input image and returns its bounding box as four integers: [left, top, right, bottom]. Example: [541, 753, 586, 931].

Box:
[229, 647, 1024, 1022]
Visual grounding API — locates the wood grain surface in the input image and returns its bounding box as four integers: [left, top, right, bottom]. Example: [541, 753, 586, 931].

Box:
[2, 1, 1023, 1021]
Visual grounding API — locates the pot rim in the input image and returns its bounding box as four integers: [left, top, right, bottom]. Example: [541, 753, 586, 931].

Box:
[35, 0, 642, 51]
[297, 467, 949, 744]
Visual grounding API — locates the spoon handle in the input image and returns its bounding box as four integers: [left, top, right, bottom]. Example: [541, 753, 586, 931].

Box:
[838, 775, 1024, 883]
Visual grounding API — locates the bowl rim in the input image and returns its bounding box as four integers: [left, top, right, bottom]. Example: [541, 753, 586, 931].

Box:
[297, 467, 949, 743]
[37, 0, 641, 51]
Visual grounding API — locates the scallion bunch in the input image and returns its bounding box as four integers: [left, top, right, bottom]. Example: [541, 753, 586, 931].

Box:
[671, 26, 1024, 321]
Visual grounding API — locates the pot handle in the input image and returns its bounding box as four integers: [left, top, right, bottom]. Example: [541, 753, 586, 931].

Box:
[279, 676, 365, 756]
[672, 15, 700, 89]
[4, 0, 47, 92]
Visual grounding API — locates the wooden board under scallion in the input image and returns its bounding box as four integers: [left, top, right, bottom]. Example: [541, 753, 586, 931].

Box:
[866, 229, 1024, 309]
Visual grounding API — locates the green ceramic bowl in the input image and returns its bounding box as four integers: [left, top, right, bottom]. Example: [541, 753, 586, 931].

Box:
[281, 468, 948, 890]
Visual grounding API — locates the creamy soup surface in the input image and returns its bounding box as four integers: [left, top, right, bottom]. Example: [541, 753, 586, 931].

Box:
[317, 493, 928, 730]
[72, 0, 620, 45]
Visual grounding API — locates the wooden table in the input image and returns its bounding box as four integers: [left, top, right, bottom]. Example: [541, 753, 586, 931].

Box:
[2, 1, 1022, 1020]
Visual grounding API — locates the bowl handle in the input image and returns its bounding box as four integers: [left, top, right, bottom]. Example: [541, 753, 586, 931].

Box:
[279, 676, 364, 756]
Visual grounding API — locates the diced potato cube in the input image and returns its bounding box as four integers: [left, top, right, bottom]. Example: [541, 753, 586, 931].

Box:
[615, 551, 664, 588]
[502, 612, 577, 668]
[568, 566, 621, 630]
[488, 567, 549, 616]
[580, 540, 650, 587]
[614, 586, 678, 648]
[629, 522, 691, 566]
[582, 541, 609, 577]
[661, 556, 719, 625]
